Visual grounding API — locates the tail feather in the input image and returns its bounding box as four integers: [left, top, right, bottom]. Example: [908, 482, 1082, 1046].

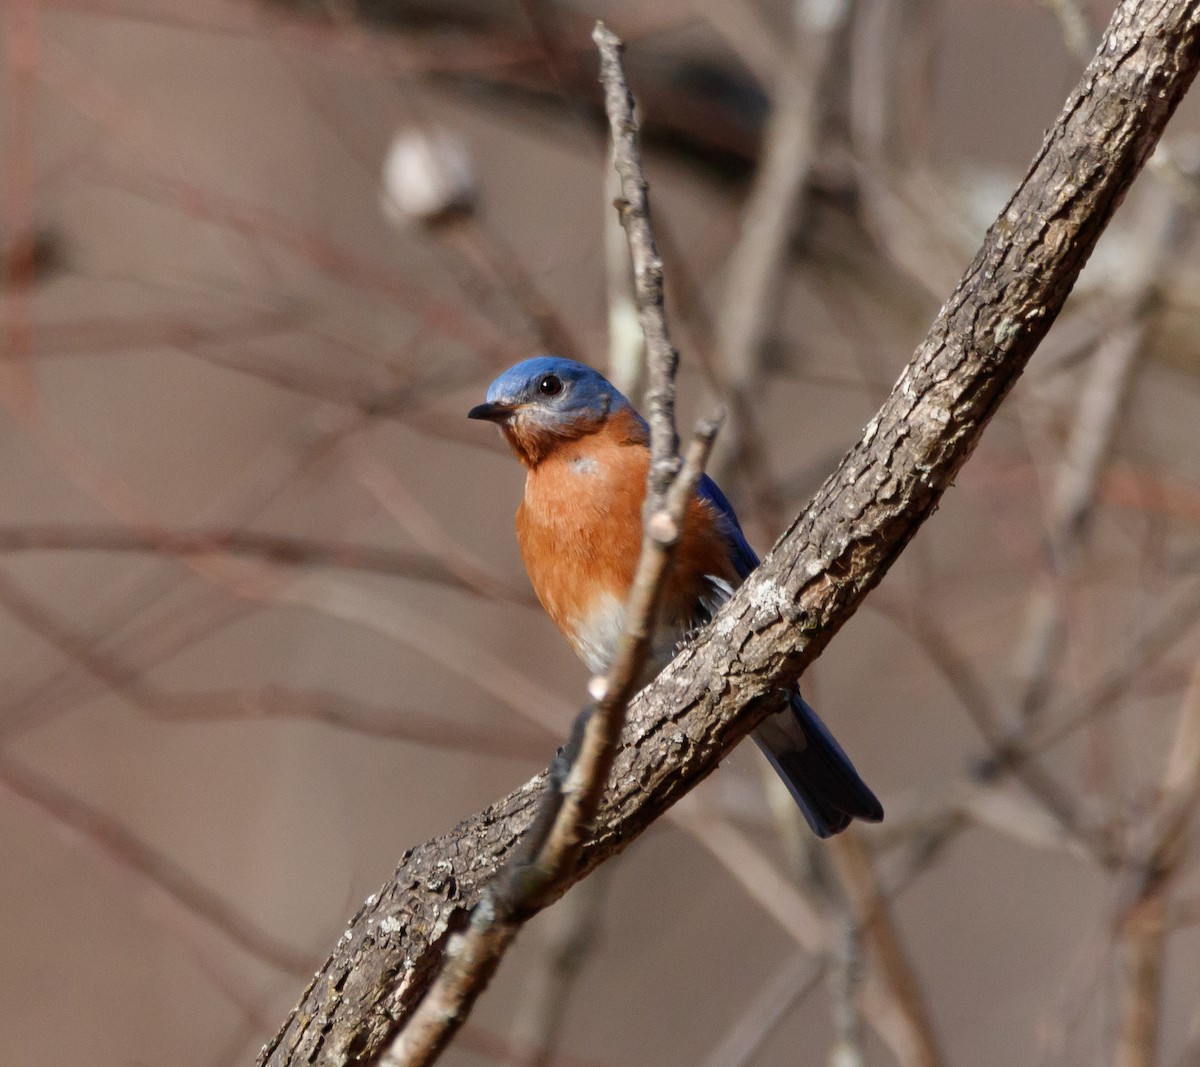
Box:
[753, 695, 883, 838]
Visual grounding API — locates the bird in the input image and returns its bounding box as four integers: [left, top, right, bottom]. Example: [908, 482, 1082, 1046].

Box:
[469, 355, 883, 837]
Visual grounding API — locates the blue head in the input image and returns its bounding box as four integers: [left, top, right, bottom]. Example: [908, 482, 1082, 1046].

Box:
[468, 356, 643, 465]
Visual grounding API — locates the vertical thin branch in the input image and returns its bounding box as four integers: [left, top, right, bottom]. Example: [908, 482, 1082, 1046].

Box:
[1115, 894, 1168, 1067]
[1044, 0, 1097, 62]
[1114, 662, 1200, 1067]
[828, 917, 866, 1067]
[594, 22, 679, 499]
[694, 0, 784, 88]
[714, 0, 849, 392]
[827, 832, 944, 1067]
[1012, 184, 1188, 725]
[507, 875, 608, 1067]
[934, 179, 1198, 886]
[709, 0, 853, 520]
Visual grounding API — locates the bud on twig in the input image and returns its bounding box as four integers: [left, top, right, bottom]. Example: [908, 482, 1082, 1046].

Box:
[381, 127, 476, 227]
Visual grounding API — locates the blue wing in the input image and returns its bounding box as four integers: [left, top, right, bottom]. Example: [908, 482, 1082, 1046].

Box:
[693, 473, 884, 837]
[696, 473, 759, 580]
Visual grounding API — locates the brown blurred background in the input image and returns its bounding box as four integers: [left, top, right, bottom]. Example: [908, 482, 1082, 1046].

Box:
[2, 1, 1200, 1065]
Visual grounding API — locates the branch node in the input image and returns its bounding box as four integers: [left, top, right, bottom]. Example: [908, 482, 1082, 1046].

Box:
[647, 511, 680, 546]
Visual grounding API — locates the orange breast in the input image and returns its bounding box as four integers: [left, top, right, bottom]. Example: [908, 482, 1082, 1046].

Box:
[516, 417, 741, 668]
[516, 432, 645, 642]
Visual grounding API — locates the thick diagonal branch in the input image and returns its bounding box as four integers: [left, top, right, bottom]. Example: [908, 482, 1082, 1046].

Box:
[261, 4, 1200, 1065]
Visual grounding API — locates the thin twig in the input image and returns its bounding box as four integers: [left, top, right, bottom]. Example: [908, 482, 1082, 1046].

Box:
[1011, 182, 1187, 726]
[0, 521, 533, 602]
[153, 685, 551, 761]
[594, 22, 679, 498]
[1020, 581, 1200, 757]
[1043, 0, 1096, 61]
[507, 874, 608, 1067]
[711, 0, 851, 491]
[829, 916, 866, 1067]
[699, 952, 824, 1067]
[694, 0, 784, 88]
[871, 593, 1106, 862]
[654, 219, 786, 538]
[1114, 662, 1200, 1067]
[675, 803, 827, 952]
[827, 832, 944, 1067]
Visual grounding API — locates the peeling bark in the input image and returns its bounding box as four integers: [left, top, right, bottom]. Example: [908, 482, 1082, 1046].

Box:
[260, 3, 1200, 1065]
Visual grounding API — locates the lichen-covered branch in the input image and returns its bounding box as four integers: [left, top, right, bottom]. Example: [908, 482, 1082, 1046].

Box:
[260, 4, 1200, 1065]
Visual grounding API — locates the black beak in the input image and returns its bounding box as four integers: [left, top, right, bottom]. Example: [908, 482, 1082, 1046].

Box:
[467, 401, 516, 423]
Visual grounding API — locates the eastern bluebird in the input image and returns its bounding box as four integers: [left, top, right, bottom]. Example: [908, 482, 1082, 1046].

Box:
[469, 356, 883, 837]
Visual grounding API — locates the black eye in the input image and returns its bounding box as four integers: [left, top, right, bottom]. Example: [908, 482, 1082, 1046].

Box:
[537, 375, 563, 397]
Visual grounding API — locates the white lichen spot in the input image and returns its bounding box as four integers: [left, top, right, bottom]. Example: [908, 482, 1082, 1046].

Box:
[993, 318, 1021, 345]
[753, 579, 791, 618]
[365, 893, 377, 907]
[379, 915, 403, 935]
[715, 612, 739, 638]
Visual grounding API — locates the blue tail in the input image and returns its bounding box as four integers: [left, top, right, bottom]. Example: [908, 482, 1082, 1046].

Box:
[752, 695, 883, 838]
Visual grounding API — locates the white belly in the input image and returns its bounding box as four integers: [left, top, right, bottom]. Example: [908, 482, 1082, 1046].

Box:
[570, 590, 686, 679]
